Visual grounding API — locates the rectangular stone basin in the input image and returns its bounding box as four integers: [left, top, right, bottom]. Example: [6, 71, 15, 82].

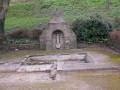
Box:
[17, 53, 94, 72]
[23, 53, 94, 65]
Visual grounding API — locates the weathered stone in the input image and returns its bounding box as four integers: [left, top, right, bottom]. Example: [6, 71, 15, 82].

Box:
[40, 10, 77, 50]
[49, 63, 57, 80]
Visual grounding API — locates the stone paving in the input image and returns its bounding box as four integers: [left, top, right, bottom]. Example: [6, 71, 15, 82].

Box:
[0, 52, 120, 72]
[0, 51, 120, 90]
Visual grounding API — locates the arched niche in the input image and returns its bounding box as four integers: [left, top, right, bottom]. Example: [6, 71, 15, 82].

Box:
[52, 30, 64, 50]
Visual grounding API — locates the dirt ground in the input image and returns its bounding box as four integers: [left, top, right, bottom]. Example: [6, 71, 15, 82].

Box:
[0, 47, 120, 90]
[0, 70, 120, 90]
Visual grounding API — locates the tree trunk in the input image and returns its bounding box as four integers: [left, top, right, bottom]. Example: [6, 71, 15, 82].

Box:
[106, 0, 110, 10]
[0, 0, 10, 36]
[34, 0, 40, 17]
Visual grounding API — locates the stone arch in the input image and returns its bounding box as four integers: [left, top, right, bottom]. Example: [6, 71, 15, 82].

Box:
[52, 30, 64, 50]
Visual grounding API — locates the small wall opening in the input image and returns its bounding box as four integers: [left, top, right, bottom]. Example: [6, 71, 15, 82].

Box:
[52, 30, 64, 50]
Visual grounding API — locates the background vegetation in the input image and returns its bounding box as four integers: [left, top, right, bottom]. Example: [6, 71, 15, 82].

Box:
[108, 30, 120, 50]
[72, 14, 112, 43]
[5, 0, 120, 31]
[0, 0, 119, 50]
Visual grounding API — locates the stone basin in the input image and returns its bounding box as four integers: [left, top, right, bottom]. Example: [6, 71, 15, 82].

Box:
[17, 53, 94, 72]
[23, 53, 94, 65]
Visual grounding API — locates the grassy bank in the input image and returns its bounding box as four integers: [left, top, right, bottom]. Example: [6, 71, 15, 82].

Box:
[5, 0, 120, 31]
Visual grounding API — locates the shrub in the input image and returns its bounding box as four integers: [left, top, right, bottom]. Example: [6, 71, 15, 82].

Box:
[0, 36, 4, 45]
[4, 37, 39, 45]
[41, 1, 52, 9]
[8, 29, 28, 39]
[5, 29, 42, 45]
[72, 14, 112, 43]
[28, 29, 42, 40]
[109, 30, 120, 43]
[108, 30, 120, 51]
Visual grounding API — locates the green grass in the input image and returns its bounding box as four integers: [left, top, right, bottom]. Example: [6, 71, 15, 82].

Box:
[5, 0, 120, 31]
[110, 54, 120, 64]
[5, 17, 50, 31]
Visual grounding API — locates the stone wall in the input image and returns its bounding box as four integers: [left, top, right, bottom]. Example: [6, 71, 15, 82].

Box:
[40, 10, 77, 50]
[40, 23, 77, 50]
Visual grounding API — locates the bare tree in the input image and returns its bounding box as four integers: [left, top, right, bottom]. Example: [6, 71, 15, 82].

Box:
[0, 0, 10, 36]
[106, 0, 110, 10]
[34, 0, 40, 17]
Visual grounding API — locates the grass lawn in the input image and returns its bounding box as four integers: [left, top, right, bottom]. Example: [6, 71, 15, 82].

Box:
[5, 0, 120, 31]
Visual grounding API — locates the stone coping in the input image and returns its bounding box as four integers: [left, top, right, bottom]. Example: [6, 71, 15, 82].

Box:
[0, 53, 120, 72]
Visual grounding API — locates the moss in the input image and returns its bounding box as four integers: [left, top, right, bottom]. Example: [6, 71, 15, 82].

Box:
[104, 52, 120, 64]
[109, 54, 120, 64]
[0, 49, 82, 59]
[1, 49, 120, 64]
[82, 49, 120, 64]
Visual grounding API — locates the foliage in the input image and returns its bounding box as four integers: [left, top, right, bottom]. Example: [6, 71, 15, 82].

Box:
[4, 37, 39, 45]
[28, 29, 42, 40]
[41, 1, 52, 9]
[4, 28, 42, 46]
[0, 36, 4, 44]
[72, 14, 112, 43]
[5, 0, 120, 31]
[109, 30, 120, 44]
[7, 29, 43, 39]
[8, 29, 28, 39]
[104, 30, 120, 51]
